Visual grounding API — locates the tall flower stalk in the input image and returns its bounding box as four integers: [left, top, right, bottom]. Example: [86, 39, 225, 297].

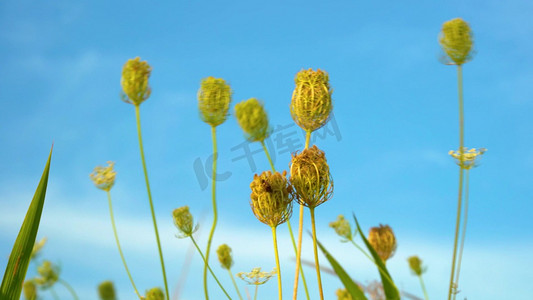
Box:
[407, 256, 429, 300]
[121, 57, 169, 300]
[217, 244, 243, 300]
[198, 77, 232, 300]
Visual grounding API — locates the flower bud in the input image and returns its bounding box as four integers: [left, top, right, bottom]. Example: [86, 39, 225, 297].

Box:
[250, 170, 294, 227]
[198, 77, 232, 127]
[172, 206, 198, 238]
[216, 244, 234, 270]
[235, 98, 270, 142]
[90, 161, 117, 191]
[23, 280, 38, 300]
[449, 147, 486, 169]
[98, 280, 117, 300]
[329, 215, 353, 242]
[335, 288, 353, 300]
[368, 225, 397, 262]
[145, 287, 165, 300]
[121, 57, 152, 105]
[407, 256, 426, 276]
[35, 260, 59, 288]
[439, 18, 474, 65]
[290, 69, 333, 132]
[289, 145, 333, 208]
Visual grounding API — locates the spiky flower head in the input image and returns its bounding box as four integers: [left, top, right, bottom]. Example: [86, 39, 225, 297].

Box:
[121, 57, 152, 105]
[145, 287, 165, 300]
[407, 256, 426, 276]
[250, 170, 293, 228]
[290, 145, 333, 208]
[439, 18, 474, 65]
[90, 161, 117, 192]
[336, 288, 353, 300]
[172, 206, 198, 238]
[98, 281, 116, 300]
[329, 215, 353, 242]
[216, 244, 234, 270]
[23, 280, 38, 300]
[198, 76, 232, 127]
[235, 98, 271, 142]
[449, 147, 486, 169]
[290, 68, 333, 132]
[31, 237, 47, 260]
[368, 224, 397, 262]
[236, 267, 277, 285]
[35, 260, 59, 289]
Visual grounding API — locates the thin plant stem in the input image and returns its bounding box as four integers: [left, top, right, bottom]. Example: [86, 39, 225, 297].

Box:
[309, 207, 324, 300]
[50, 287, 60, 300]
[453, 169, 470, 300]
[227, 269, 244, 300]
[58, 279, 79, 300]
[349, 239, 393, 284]
[106, 191, 142, 299]
[272, 226, 282, 300]
[204, 125, 219, 300]
[261, 140, 310, 300]
[418, 275, 429, 300]
[448, 65, 465, 300]
[190, 236, 232, 299]
[292, 130, 311, 300]
[254, 285, 258, 300]
[134, 105, 170, 300]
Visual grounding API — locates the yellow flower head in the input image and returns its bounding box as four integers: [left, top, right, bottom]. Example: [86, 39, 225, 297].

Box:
[145, 287, 165, 300]
[290, 145, 333, 208]
[368, 224, 397, 262]
[35, 260, 59, 288]
[236, 267, 277, 285]
[449, 147, 486, 169]
[23, 280, 38, 300]
[98, 281, 116, 300]
[216, 244, 234, 270]
[198, 77, 232, 127]
[336, 288, 353, 300]
[290, 68, 333, 132]
[121, 57, 152, 105]
[439, 18, 474, 65]
[172, 206, 198, 238]
[329, 215, 353, 242]
[250, 171, 294, 227]
[90, 161, 117, 192]
[235, 98, 271, 142]
[407, 255, 426, 276]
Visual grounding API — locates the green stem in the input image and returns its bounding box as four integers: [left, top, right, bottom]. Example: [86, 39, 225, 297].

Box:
[254, 285, 258, 300]
[50, 287, 60, 300]
[272, 226, 283, 300]
[419, 275, 429, 300]
[349, 239, 393, 284]
[453, 169, 470, 300]
[106, 191, 142, 299]
[309, 208, 324, 300]
[205, 125, 219, 300]
[261, 140, 310, 300]
[190, 236, 232, 299]
[134, 105, 170, 300]
[228, 269, 244, 300]
[58, 279, 79, 300]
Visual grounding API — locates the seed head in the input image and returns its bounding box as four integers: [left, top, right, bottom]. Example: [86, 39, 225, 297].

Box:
[368, 224, 397, 262]
[198, 77, 232, 127]
[216, 244, 234, 270]
[121, 57, 152, 105]
[407, 256, 426, 276]
[235, 98, 271, 142]
[439, 18, 474, 65]
[145, 287, 165, 300]
[172, 206, 198, 238]
[290, 69, 333, 132]
[236, 267, 277, 285]
[449, 147, 486, 169]
[290, 145, 333, 208]
[35, 260, 59, 288]
[98, 281, 117, 300]
[250, 171, 294, 227]
[23, 280, 38, 300]
[90, 161, 116, 192]
[329, 215, 353, 242]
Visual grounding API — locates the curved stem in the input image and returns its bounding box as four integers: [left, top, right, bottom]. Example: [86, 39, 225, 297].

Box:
[228, 269, 244, 300]
[272, 226, 282, 300]
[453, 169, 470, 300]
[309, 208, 324, 300]
[135, 105, 170, 300]
[50, 287, 60, 300]
[58, 279, 79, 300]
[106, 191, 142, 299]
[204, 125, 219, 300]
[419, 275, 429, 300]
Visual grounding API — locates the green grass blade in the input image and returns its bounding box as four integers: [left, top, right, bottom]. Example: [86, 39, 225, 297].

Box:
[316, 239, 368, 300]
[352, 213, 400, 300]
[1, 147, 53, 300]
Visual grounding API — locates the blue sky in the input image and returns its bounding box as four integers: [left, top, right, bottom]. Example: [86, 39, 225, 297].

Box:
[1, 0, 532, 299]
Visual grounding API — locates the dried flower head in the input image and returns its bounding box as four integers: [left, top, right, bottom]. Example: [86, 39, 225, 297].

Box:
[145, 287, 165, 300]
[216, 244, 234, 270]
[236, 267, 277, 285]
[329, 215, 353, 242]
[439, 18, 474, 65]
[250, 171, 294, 227]
[407, 256, 426, 276]
[366, 280, 386, 300]
[121, 57, 152, 105]
[290, 68, 333, 132]
[449, 147, 486, 169]
[368, 224, 397, 262]
[290, 145, 333, 208]
[35, 260, 59, 289]
[336, 288, 353, 300]
[31, 237, 47, 260]
[198, 76, 232, 127]
[235, 98, 271, 142]
[90, 161, 117, 192]
[98, 280, 116, 300]
[23, 280, 38, 300]
[172, 206, 198, 238]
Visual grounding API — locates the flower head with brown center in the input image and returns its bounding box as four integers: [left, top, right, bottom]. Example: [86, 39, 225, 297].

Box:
[121, 57, 152, 105]
[250, 171, 294, 227]
[368, 224, 397, 262]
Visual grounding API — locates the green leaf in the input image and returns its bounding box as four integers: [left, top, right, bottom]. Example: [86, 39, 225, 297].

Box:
[1, 146, 53, 300]
[353, 213, 400, 300]
[316, 238, 368, 300]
